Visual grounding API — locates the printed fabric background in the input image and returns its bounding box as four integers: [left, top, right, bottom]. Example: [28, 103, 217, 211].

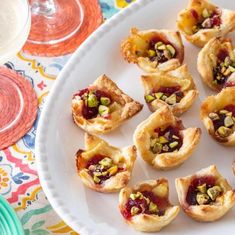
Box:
[0, 0, 135, 234]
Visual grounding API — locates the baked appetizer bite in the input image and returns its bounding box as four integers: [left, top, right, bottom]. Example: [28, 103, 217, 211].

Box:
[76, 133, 136, 193]
[175, 165, 235, 222]
[142, 65, 198, 116]
[134, 106, 201, 170]
[72, 74, 143, 134]
[198, 38, 235, 91]
[177, 0, 235, 47]
[119, 179, 180, 232]
[121, 28, 184, 73]
[200, 87, 235, 145]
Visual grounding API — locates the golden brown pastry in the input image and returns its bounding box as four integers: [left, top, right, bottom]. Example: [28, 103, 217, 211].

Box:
[119, 178, 180, 232]
[76, 133, 136, 193]
[197, 38, 235, 91]
[200, 87, 235, 145]
[133, 106, 201, 170]
[121, 28, 184, 73]
[71, 74, 143, 134]
[175, 165, 235, 222]
[177, 0, 235, 47]
[141, 64, 198, 116]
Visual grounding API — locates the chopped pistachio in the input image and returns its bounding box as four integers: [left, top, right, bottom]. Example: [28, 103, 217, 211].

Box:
[207, 186, 221, 201]
[136, 191, 144, 199]
[221, 66, 226, 73]
[101, 171, 108, 176]
[93, 171, 102, 177]
[152, 143, 162, 154]
[87, 93, 99, 108]
[100, 97, 111, 106]
[169, 141, 178, 148]
[148, 49, 156, 57]
[226, 112, 233, 117]
[217, 126, 232, 138]
[202, 8, 210, 18]
[224, 116, 234, 127]
[159, 136, 169, 144]
[172, 135, 179, 140]
[165, 94, 177, 105]
[157, 45, 166, 50]
[150, 137, 158, 147]
[229, 65, 235, 73]
[166, 44, 176, 57]
[208, 112, 219, 120]
[155, 92, 163, 99]
[163, 49, 172, 59]
[145, 94, 155, 103]
[224, 57, 231, 67]
[164, 131, 170, 139]
[93, 175, 101, 184]
[99, 157, 113, 167]
[161, 95, 168, 101]
[223, 68, 231, 76]
[162, 145, 169, 152]
[152, 184, 168, 198]
[145, 197, 150, 205]
[155, 41, 163, 50]
[197, 183, 207, 194]
[131, 206, 140, 216]
[107, 165, 118, 176]
[196, 193, 210, 205]
[130, 193, 136, 200]
[219, 109, 229, 114]
[98, 105, 110, 116]
[149, 202, 158, 213]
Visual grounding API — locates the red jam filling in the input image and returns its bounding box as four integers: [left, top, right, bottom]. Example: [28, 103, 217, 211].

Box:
[186, 176, 216, 205]
[73, 88, 112, 119]
[145, 86, 184, 106]
[150, 125, 183, 154]
[121, 191, 169, 220]
[147, 37, 176, 63]
[86, 155, 122, 184]
[213, 49, 235, 88]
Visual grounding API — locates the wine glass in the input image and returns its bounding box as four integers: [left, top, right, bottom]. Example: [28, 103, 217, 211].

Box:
[0, 0, 30, 64]
[28, 0, 84, 45]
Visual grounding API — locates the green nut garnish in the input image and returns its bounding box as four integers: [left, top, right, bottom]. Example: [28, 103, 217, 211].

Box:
[217, 126, 232, 138]
[197, 183, 207, 194]
[208, 112, 219, 120]
[149, 202, 158, 213]
[100, 97, 111, 106]
[159, 136, 168, 144]
[224, 116, 234, 127]
[172, 135, 179, 140]
[157, 44, 166, 50]
[196, 193, 210, 205]
[229, 65, 235, 73]
[145, 94, 155, 103]
[93, 175, 101, 184]
[131, 206, 140, 216]
[99, 157, 113, 167]
[155, 41, 163, 49]
[202, 8, 210, 18]
[165, 94, 177, 105]
[148, 49, 156, 57]
[219, 109, 229, 115]
[207, 186, 221, 201]
[87, 93, 99, 108]
[155, 92, 163, 99]
[151, 143, 162, 154]
[166, 44, 176, 57]
[98, 105, 110, 116]
[107, 165, 118, 176]
[169, 141, 178, 149]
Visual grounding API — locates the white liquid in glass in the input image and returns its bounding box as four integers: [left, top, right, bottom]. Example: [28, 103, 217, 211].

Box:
[0, 0, 30, 64]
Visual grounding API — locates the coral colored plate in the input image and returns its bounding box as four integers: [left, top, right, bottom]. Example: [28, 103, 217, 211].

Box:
[36, 0, 235, 234]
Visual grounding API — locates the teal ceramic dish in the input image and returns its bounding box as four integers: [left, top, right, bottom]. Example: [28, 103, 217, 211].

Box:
[0, 195, 24, 235]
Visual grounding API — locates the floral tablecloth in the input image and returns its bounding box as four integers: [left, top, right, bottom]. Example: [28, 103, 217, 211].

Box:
[0, 1, 134, 234]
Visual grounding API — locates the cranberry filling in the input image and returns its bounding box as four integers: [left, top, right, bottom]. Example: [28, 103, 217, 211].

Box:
[186, 176, 216, 205]
[86, 155, 122, 184]
[121, 191, 169, 220]
[73, 88, 112, 119]
[147, 37, 176, 63]
[151, 125, 183, 153]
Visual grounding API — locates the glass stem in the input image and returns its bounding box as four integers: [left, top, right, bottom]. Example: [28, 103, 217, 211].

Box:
[31, 0, 57, 16]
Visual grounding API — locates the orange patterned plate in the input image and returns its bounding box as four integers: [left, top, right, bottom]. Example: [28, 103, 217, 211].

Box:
[23, 0, 103, 57]
[0, 67, 38, 150]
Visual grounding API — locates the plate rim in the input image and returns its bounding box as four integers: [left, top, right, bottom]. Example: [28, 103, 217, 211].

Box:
[35, 0, 154, 234]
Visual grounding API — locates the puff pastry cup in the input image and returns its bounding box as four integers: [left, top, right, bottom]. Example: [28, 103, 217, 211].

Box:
[197, 38, 235, 91]
[119, 178, 180, 232]
[76, 133, 136, 193]
[71, 74, 143, 135]
[121, 28, 184, 73]
[175, 165, 235, 222]
[142, 64, 198, 116]
[200, 87, 235, 145]
[177, 0, 235, 47]
[133, 106, 201, 170]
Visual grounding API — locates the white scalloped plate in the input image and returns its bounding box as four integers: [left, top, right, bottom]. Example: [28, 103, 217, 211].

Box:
[36, 0, 235, 234]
